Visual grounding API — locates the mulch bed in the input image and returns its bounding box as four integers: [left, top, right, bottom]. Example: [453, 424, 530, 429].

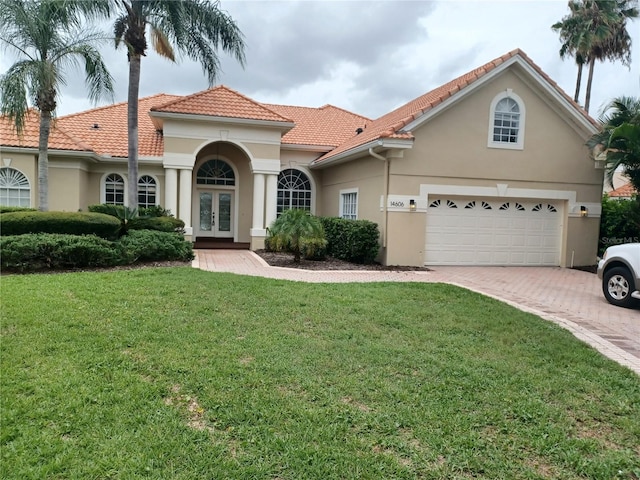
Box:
[255, 250, 430, 271]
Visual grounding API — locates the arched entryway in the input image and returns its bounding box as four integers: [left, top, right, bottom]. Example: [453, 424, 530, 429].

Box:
[194, 158, 236, 238]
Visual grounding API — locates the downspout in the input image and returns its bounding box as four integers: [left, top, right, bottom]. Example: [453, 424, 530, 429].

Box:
[369, 148, 389, 248]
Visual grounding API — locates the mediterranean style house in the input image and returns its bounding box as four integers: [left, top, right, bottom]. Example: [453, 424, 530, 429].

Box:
[0, 49, 603, 267]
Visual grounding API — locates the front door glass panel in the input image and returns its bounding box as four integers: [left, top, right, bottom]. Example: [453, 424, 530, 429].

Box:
[218, 193, 231, 232]
[199, 192, 213, 231]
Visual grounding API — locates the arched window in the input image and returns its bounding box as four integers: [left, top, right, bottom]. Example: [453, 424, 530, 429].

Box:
[105, 173, 125, 205]
[0, 167, 30, 207]
[138, 175, 157, 208]
[488, 90, 525, 149]
[196, 159, 235, 185]
[277, 169, 312, 215]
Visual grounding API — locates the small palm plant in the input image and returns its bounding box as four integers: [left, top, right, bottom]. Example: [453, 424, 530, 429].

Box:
[267, 209, 326, 263]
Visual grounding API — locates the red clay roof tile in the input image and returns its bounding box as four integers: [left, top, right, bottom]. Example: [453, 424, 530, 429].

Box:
[608, 183, 636, 198]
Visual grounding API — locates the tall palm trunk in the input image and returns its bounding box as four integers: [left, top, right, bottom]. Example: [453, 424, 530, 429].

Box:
[574, 63, 583, 103]
[37, 110, 51, 211]
[127, 53, 141, 211]
[584, 56, 596, 113]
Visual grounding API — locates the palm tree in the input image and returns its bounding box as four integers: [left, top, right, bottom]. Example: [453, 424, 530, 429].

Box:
[0, 0, 114, 211]
[552, 0, 638, 112]
[552, 1, 589, 102]
[111, 0, 245, 211]
[587, 96, 640, 190]
[267, 209, 327, 263]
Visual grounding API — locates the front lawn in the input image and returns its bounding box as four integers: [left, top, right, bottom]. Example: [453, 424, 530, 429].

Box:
[2, 268, 639, 479]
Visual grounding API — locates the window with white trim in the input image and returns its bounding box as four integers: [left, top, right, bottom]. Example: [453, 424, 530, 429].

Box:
[488, 90, 525, 150]
[277, 169, 312, 215]
[0, 167, 30, 207]
[196, 159, 235, 185]
[137, 175, 157, 208]
[105, 173, 125, 205]
[339, 189, 358, 220]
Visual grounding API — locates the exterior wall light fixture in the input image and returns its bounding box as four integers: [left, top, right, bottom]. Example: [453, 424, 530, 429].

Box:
[580, 205, 588, 217]
[409, 199, 416, 212]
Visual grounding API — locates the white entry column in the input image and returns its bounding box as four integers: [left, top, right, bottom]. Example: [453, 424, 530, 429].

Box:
[179, 168, 192, 235]
[164, 168, 178, 217]
[265, 173, 278, 228]
[251, 173, 265, 235]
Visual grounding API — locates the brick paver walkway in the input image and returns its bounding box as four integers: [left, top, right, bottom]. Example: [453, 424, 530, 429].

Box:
[193, 250, 640, 375]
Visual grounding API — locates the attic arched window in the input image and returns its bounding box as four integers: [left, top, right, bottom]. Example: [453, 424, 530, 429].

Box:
[488, 90, 525, 150]
[0, 167, 30, 207]
[277, 169, 312, 215]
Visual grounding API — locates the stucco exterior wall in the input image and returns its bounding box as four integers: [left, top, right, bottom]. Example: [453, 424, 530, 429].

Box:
[319, 157, 384, 222]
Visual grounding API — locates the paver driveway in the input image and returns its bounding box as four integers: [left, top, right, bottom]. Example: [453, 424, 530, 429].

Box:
[193, 250, 639, 374]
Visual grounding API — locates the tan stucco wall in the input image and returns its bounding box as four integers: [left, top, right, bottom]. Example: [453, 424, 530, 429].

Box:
[318, 67, 601, 266]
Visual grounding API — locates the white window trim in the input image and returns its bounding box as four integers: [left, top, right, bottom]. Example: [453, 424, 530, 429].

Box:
[339, 187, 358, 219]
[0, 167, 31, 207]
[138, 173, 160, 208]
[487, 89, 525, 150]
[277, 167, 315, 215]
[100, 172, 128, 206]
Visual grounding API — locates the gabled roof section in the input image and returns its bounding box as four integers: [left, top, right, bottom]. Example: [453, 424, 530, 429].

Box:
[151, 85, 293, 123]
[312, 49, 598, 165]
[608, 182, 636, 198]
[56, 94, 179, 158]
[264, 103, 370, 148]
[0, 110, 92, 152]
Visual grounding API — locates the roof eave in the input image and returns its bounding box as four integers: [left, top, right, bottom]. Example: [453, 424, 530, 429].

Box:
[149, 110, 295, 132]
[0, 145, 100, 161]
[310, 138, 414, 169]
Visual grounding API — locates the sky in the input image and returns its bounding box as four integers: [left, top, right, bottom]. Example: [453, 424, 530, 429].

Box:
[1, 0, 639, 120]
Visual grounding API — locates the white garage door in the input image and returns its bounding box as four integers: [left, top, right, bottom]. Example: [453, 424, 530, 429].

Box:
[424, 198, 562, 266]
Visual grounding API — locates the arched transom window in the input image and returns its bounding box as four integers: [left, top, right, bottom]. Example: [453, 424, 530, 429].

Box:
[138, 175, 157, 208]
[277, 169, 312, 215]
[493, 97, 520, 143]
[489, 91, 525, 149]
[0, 167, 30, 207]
[196, 159, 235, 186]
[105, 173, 125, 205]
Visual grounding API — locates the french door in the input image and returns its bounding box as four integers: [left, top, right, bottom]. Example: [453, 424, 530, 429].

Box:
[197, 190, 233, 238]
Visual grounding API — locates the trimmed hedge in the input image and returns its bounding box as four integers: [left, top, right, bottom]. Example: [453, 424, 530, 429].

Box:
[1, 234, 120, 271]
[119, 230, 194, 262]
[599, 195, 640, 254]
[0, 211, 121, 240]
[1, 231, 193, 272]
[0, 206, 37, 214]
[319, 217, 380, 264]
[88, 204, 174, 218]
[128, 216, 185, 233]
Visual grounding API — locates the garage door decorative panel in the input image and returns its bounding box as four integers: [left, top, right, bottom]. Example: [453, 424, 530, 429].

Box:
[424, 198, 561, 266]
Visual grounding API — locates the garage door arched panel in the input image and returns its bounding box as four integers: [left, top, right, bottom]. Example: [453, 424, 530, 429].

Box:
[424, 198, 562, 266]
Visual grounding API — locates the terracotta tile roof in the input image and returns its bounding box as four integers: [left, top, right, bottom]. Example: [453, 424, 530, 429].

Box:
[608, 182, 636, 198]
[313, 48, 598, 164]
[0, 110, 92, 152]
[57, 94, 180, 158]
[264, 103, 370, 148]
[151, 85, 293, 123]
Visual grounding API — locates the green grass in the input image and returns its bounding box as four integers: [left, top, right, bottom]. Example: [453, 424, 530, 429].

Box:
[1, 267, 639, 479]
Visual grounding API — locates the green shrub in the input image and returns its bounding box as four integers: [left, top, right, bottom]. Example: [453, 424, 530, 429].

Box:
[319, 217, 380, 264]
[139, 205, 173, 217]
[599, 195, 640, 254]
[301, 237, 327, 260]
[1, 234, 120, 271]
[0, 206, 37, 214]
[119, 230, 194, 263]
[267, 209, 327, 263]
[88, 203, 127, 217]
[0, 211, 121, 240]
[128, 216, 185, 233]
